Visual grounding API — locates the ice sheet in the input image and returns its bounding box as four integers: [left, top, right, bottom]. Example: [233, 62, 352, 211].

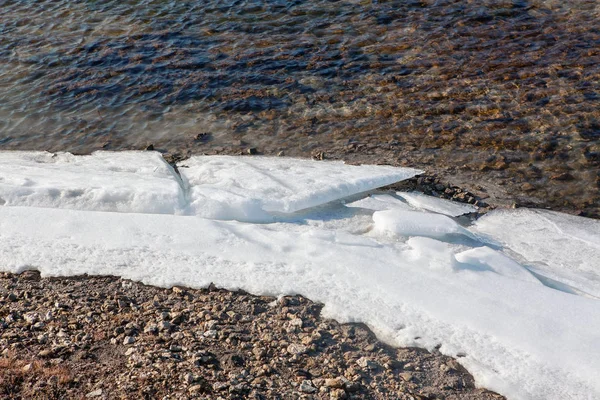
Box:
[0, 151, 185, 214]
[178, 156, 422, 221]
[397, 191, 478, 216]
[0, 205, 599, 400]
[473, 208, 600, 298]
[1, 152, 600, 400]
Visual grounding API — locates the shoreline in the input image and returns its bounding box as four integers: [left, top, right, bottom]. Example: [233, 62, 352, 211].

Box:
[1, 271, 504, 399]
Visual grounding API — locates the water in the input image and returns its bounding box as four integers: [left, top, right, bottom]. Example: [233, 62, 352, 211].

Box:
[0, 0, 599, 215]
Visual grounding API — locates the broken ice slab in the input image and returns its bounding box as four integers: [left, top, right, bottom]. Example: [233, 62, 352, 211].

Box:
[178, 156, 422, 221]
[473, 208, 600, 298]
[372, 209, 478, 240]
[396, 191, 477, 217]
[0, 151, 186, 214]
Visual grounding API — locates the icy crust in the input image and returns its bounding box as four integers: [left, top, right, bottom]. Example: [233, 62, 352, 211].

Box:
[0, 151, 186, 214]
[473, 208, 600, 298]
[2, 152, 600, 400]
[1, 206, 600, 400]
[396, 191, 478, 216]
[178, 155, 422, 220]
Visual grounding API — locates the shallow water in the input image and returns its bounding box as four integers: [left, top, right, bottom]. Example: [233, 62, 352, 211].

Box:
[1, 0, 599, 215]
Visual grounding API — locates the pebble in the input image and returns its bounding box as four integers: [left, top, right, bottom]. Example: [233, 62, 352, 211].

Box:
[85, 389, 103, 398]
[123, 336, 135, 345]
[287, 343, 307, 355]
[299, 380, 317, 393]
[356, 357, 379, 370]
[324, 378, 344, 388]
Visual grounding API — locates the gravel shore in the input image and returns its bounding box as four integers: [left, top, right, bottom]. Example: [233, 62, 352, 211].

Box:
[0, 271, 504, 399]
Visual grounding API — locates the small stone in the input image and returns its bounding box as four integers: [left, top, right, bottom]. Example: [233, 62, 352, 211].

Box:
[172, 286, 185, 294]
[356, 357, 378, 370]
[247, 147, 257, 155]
[188, 384, 204, 393]
[184, 372, 195, 384]
[521, 182, 535, 191]
[33, 322, 45, 330]
[289, 318, 303, 328]
[299, 380, 317, 393]
[324, 378, 344, 388]
[123, 336, 135, 345]
[158, 321, 172, 331]
[23, 312, 39, 325]
[125, 348, 136, 356]
[7, 293, 17, 302]
[144, 324, 158, 334]
[86, 389, 103, 398]
[330, 388, 347, 399]
[287, 343, 307, 355]
[400, 372, 414, 382]
[204, 330, 218, 339]
[21, 363, 33, 372]
[213, 382, 228, 391]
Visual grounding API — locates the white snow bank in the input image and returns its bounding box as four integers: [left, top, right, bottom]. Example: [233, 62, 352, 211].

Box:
[397, 191, 478, 216]
[0, 151, 185, 214]
[1, 205, 599, 400]
[1, 152, 600, 400]
[473, 208, 600, 298]
[372, 209, 477, 240]
[179, 156, 421, 221]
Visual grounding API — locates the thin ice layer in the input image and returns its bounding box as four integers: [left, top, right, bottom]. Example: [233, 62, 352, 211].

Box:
[0, 205, 599, 400]
[473, 208, 600, 298]
[396, 191, 478, 216]
[345, 194, 413, 211]
[178, 156, 421, 220]
[0, 151, 185, 214]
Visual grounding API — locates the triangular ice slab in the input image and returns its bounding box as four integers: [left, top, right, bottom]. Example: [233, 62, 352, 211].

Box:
[178, 156, 421, 221]
[0, 151, 185, 214]
[473, 208, 600, 298]
[397, 191, 477, 217]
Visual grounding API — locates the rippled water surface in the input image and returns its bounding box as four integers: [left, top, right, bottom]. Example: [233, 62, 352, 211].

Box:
[1, 0, 599, 215]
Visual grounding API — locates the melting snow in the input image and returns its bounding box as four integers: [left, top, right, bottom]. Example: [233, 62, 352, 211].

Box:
[1, 151, 599, 400]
